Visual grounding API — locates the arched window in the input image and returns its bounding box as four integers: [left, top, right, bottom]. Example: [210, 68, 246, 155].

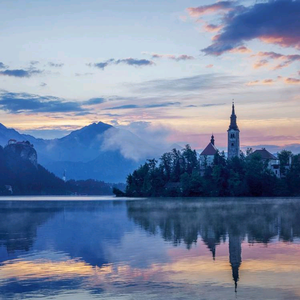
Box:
[231, 133, 235, 138]
[231, 143, 234, 147]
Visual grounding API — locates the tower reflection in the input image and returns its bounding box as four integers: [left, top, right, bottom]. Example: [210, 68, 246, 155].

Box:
[229, 234, 242, 292]
[126, 199, 300, 290]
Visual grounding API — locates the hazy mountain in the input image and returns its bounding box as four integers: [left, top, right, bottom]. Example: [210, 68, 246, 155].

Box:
[0, 122, 157, 182]
[45, 151, 140, 183]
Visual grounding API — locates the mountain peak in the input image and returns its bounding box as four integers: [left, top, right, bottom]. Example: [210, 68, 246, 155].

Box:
[59, 121, 113, 144]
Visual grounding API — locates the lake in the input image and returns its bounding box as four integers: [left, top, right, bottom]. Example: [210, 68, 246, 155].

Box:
[0, 197, 300, 299]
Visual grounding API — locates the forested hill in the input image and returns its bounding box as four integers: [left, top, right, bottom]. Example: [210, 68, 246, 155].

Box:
[116, 145, 300, 197]
[0, 142, 123, 195]
[0, 142, 66, 195]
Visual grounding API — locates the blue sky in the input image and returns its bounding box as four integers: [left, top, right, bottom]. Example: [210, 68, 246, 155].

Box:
[0, 0, 299, 151]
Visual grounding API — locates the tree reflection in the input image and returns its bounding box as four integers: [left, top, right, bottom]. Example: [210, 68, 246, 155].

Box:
[127, 198, 300, 290]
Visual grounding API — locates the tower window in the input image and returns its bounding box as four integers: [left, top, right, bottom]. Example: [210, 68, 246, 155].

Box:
[231, 143, 234, 147]
[231, 133, 235, 138]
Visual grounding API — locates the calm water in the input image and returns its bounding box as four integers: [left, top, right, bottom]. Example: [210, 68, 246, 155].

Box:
[1, 197, 300, 300]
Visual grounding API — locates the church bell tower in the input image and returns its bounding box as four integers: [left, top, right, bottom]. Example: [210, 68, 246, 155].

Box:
[227, 102, 240, 159]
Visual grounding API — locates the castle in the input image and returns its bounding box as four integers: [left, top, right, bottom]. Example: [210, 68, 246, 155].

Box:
[200, 103, 280, 177]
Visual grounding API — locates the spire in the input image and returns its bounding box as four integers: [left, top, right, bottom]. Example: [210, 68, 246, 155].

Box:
[229, 234, 242, 294]
[228, 101, 239, 131]
[210, 134, 215, 145]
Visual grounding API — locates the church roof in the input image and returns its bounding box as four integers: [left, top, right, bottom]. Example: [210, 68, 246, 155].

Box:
[200, 142, 217, 156]
[251, 149, 277, 160]
[228, 103, 239, 131]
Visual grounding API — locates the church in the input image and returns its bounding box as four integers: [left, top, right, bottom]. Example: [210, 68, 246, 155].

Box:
[200, 103, 240, 166]
[199, 103, 280, 177]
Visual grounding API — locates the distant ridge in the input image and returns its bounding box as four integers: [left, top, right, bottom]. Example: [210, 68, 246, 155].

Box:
[0, 122, 158, 182]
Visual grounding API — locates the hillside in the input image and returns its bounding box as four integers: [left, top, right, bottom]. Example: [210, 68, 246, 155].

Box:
[0, 122, 158, 183]
[0, 142, 66, 195]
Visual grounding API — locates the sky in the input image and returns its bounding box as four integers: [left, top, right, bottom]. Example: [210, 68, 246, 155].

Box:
[0, 0, 300, 152]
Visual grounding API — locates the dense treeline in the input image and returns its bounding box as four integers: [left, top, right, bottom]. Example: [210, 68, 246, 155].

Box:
[0, 145, 124, 195]
[118, 145, 300, 197]
[66, 179, 125, 195]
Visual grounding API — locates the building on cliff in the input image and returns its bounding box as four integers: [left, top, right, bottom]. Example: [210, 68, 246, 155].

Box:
[4, 140, 37, 168]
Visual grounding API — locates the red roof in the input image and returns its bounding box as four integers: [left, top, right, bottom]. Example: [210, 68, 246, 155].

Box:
[200, 143, 217, 156]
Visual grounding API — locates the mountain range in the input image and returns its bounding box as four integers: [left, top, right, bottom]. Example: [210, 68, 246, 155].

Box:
[0, 122, 162, 183]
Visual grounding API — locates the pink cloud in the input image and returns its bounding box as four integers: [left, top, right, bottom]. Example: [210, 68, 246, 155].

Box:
[203, 23, 223, 33]
[253, 59, 269, 69]
[259, 36, 300, 50]
[253, 51, 300, 70]
[246, 79, 274, 86]
[206, 64, 214, 68]
[187, 1, 235, 17]
[202, 1, 300, 56]
[229, 46, 252, 54]
[284, 77, 300, 84]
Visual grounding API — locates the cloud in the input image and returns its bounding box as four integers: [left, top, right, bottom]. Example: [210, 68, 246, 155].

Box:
[229, 46, 252, 54]
[200, 103, 226, 107]
[40, 82, 47, 87]
[146, 52, 195, 61]
[30, 61, 39, 66]
[134, 74, 239, 94]
[88, 61, 110, 70]
[284, 77, 300, 84]
[88, 58, 154, 70]
[253, 59, 269, 69]
[104, 121, 179, 160]
[115, 58, 154, 66]
[75, 72, 94, 76]
[246, 79, 274, 86]
[48, 62, 64, 67]
[185, 103, 226, 108]
[0, 69, 43, 78]
[0, 91, 87, 114]
[187, 1, 236, 17]
[253, 51, 300, 70]
[106, 102, 180, 110]
[202, 0, 300, 55]
[206, 64, 214, 68]
[202, 23, 223, 33]
[107, 104, 139, 110]
[145, 102, 180, 108]
[247, 77, 300, 86]
[101, 127, 160, 161]
[84, 98, 106, 105]
[0, 62, 7, 69]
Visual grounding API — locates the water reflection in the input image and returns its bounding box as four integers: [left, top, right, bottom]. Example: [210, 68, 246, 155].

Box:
[0, 198, 300, 299]
[126, 199, 300, 293]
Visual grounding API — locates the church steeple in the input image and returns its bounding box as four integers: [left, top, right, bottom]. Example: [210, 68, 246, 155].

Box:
[210, 134, 215, 145]
[227, 102, 240, 159]
[228, 102, 239, 131]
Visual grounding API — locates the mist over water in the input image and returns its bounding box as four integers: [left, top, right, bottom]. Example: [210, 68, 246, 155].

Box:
[0, 198, 300, 300]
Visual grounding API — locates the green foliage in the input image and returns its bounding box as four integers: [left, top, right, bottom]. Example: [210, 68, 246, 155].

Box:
[124, 144, 300, 197]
